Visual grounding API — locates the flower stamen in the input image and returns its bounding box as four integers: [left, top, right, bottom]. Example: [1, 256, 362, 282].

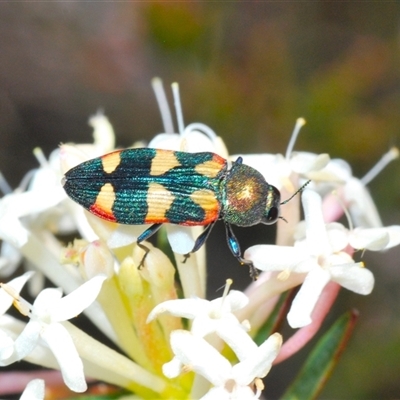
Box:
[0, 282, 31, 316]
[285, 117, 306, 160]
[172, 82, 185, 135]
[361, 146, 399, 185]
[151, 77, 174, 134]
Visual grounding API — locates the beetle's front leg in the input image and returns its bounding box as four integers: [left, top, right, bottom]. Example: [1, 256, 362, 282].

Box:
[224, 222, 259, 280]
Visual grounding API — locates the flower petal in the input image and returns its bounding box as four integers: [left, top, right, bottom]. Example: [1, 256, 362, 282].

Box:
[168, 330, 231, 386]
[148, 133, 181, 150]
[287, 267, 331, 328]
[20, 379, 45, 400]
[106, 225, 147, 249]
[290, 152, 330, 174]
[232, 332, 282, 385]
[0, 329, 15, 363]
[234, 153, 288, 188]
[33, 288, 63, 313]
[385, 226, 400, 249]
[14, 320, 41, 359]
[147, 298, 210, 322]
[51, 276, 106, 322]
[162, 356, 183, 379]
[349, 228, 387, 250]
[166, 225, 195, 254]
[42, 322, 87, 392]
[199, 386, 231, 400]
[89, 112, 115, 152]
[330, 263, 374, 295]
[344, 177, 383, 228]
[216, 317, 258, 360]
[244, 245, 305, 271]
[302, 190, 331, 256]
[326, 223, 350, 253]
[210, 290, 249, 314]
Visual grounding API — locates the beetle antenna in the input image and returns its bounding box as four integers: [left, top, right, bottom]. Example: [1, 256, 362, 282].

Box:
[280, 180, 311, 205]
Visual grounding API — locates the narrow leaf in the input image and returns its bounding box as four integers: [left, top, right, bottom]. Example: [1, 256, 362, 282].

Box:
[254, 290, 296, 346]
[281, 309, 358, 400]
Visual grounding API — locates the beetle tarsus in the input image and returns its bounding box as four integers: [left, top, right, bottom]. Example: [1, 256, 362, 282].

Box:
[137, 242, 150, 269]
[239, 258, 259, 280]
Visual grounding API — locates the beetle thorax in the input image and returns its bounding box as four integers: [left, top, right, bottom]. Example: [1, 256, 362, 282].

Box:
[222, 163, 269, 227]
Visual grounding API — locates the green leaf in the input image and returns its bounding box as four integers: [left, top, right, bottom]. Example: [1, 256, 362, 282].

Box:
[281, 309, 358, 400]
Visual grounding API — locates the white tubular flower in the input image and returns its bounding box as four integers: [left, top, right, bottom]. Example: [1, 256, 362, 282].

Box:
[147, 289, 249, 340]
[20, 379, 45, 400]
[320, 148, 399, 227]
[0, 272, 34, 365]
[232, 119, 330, 191]
[89, 110, 116, 152]
[0, 187, 65, 249]
[245, 189, 375, 328]
[345, 147, 399, 228]
[0, 329, 14, 364]
[349, 226, 400, 251]
[163, 330, 282, 400]
[5, 275, 106, 392]
[148, 285, 264, 363]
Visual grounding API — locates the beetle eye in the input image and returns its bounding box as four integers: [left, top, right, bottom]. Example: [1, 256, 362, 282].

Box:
[264, 206, 279, 224]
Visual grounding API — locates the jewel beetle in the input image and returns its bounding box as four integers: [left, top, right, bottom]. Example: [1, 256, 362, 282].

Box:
[62, 148, 307, 279]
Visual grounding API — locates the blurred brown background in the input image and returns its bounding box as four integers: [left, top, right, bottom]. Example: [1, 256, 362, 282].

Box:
[1, 3, 400, 399]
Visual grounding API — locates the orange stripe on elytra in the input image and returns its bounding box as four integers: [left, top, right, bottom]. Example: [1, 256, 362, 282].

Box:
[144, 182, 174, 223]
[190, 189, 220, 225]
[194, 157, 225, 178]
[89, 183, 117, 222]
[150, 150, 181, 176]
[101, 151, 121, 174]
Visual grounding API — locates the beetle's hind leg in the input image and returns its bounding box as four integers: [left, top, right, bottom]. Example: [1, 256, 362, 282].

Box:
[136, 223, 163, 269]
[182, 222, 217, 263]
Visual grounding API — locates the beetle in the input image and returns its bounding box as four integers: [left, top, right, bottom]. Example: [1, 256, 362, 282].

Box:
[62, 148, 307, 279]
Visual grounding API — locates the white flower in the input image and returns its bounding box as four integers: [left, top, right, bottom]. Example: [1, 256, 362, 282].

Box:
[0, 272, 34, 365]
[0, 188, 65, 249]
[3, 275, 106, 392]
[147, 289, 249, 341]
[20, 379, 45, 400]
[232, 119, 330, 191]
[348, 225, 400, 250]
[89, 111, 116, 152]
[343, 147, 399, 228]
[245, 189, 375, 328]
[163, 330, 282, 400]
[317, 147, 398, 227]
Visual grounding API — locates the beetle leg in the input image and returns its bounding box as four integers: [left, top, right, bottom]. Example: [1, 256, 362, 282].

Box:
[224, 223, 259, 280]
[182, 222, 217, 263]
[136, 223, 163, 269]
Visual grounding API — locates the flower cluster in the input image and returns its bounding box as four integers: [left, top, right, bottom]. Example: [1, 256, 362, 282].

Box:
[0, 78, 398, 398]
